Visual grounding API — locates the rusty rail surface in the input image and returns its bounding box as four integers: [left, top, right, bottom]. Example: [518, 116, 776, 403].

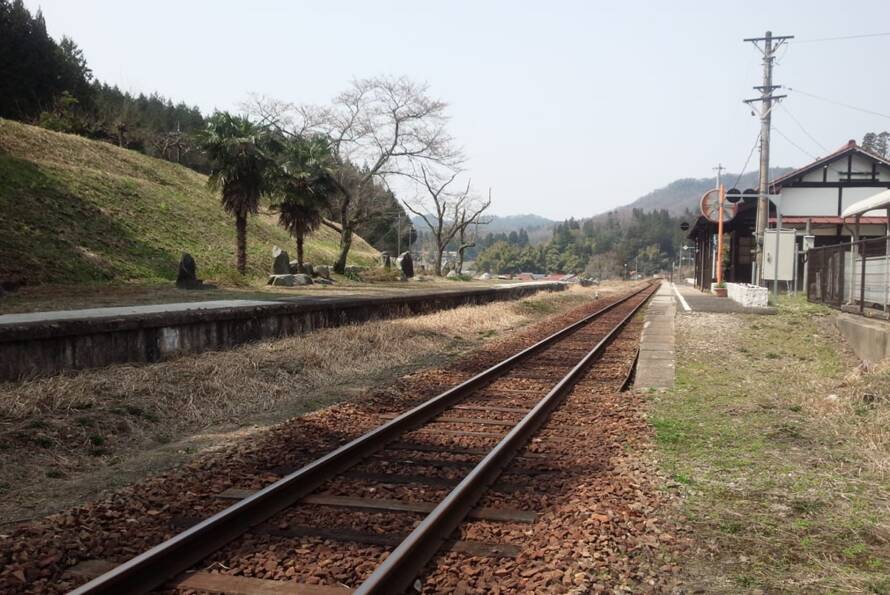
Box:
[69, 282, 657, 595]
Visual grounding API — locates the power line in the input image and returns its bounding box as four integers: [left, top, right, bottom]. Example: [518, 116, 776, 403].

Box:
[787, 87, 890, 121]
[778, 103, 829, 154]
[731, 131, 761, 189]
[793, 31, 890, 43]
[773, 124, 819, 161]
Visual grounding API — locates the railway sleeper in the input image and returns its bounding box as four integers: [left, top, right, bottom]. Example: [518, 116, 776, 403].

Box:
[66, 559, 350, 594]
[213, 490, 537, 523]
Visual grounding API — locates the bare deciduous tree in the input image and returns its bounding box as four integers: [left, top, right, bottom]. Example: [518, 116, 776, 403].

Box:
[403, 166, 490, 276]
[246, 76, 462, 273]
[454, 190, 492, 274]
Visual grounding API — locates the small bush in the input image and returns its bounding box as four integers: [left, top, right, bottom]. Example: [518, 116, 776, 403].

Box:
[359, 267, 402, 283]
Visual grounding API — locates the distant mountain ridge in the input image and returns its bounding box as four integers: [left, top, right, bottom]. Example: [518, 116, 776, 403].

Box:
[613, 167, 794, 217]
[479, 213, 554, 233]
[412, 169, 797, 241]
[410, 213, 555, 236]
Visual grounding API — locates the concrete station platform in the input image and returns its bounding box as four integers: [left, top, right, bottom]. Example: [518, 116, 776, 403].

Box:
[670, 283, 776, 314]
[0, 282, 563, 381]
[633, 282, 675, 391]
[632, 280, 776, 391]
[835, 313, 890, 363]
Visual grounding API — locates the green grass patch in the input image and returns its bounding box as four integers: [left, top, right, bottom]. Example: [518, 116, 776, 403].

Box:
[653, 295, 890, 592]
[0, 118, 378, 286]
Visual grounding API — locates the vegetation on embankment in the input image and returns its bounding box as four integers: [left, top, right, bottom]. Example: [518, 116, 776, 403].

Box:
[0, 118, 378, 286]
[652, 298, 890, 593]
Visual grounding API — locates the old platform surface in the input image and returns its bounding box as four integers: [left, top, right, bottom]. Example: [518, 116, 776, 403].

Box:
[0, 282, 562, 380]
[634, 281, 675, 390]
[672, 283, 776, 314]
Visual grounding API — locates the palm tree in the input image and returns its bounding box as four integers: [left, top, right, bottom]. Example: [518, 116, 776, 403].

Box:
[200, 112, 276, 275]
[272, 135, 335, 273]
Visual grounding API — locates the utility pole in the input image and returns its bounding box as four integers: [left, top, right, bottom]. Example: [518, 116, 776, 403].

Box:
[743, 30, 793, 285]
[713, 163, 725, 189]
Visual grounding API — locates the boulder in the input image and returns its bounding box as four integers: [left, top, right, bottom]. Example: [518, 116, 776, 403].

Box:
[176, 253, 205, 289]
[267, 274, 312, 287]
[398, 251, 414, 278]
[446, 270, 459, 279]
[267, 274, 297, 287]
[479, 272, 491, 280]
[314, 265, 331, 280]
[272, 246, 291, 274]
[314, 277, 334, 285]
[580, 278, 593, 287]
[289, 260, 313, 275]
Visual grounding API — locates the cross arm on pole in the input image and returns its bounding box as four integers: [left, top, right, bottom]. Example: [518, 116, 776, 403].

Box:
[743, 95, 787, 104]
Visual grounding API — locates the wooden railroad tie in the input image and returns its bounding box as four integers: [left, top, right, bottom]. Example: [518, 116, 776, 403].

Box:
[214, 490, 536, 523]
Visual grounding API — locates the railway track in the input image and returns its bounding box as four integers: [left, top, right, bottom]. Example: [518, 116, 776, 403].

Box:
[67, 282, 658, 595]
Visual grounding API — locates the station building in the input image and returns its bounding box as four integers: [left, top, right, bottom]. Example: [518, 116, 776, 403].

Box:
[688, 140, 890, 291]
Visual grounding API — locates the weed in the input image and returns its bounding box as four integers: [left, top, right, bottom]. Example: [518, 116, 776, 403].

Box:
[32, 435, 53, 448]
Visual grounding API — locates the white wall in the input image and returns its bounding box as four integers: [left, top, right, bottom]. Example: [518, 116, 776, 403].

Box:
[802, 167, 829, 183]
[842, 187, 890, 214]
[781, 187, 837, 216]
[797, 154, 890, 183]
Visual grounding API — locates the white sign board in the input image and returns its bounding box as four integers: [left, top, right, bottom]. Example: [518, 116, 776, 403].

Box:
[762, 229, 796, 281]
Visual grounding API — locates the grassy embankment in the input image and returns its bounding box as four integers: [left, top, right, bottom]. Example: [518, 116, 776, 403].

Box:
[652, 297, 890, 593]
[0, 118, 378, 288]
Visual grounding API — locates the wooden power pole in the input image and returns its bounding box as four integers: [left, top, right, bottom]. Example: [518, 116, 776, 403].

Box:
[744, 30, 793, 285]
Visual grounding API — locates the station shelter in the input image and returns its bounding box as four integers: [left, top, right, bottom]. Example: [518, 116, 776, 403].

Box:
[688, 140, 890, 291]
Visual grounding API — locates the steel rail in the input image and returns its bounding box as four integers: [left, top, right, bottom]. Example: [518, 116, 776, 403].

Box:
[68, 283, 655, 595]
[355, 283, 656, 594]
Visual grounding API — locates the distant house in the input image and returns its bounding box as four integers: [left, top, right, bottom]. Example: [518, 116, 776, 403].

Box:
[688, 140, 890, 290]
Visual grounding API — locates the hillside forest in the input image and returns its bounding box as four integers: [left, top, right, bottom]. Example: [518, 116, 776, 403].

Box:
[475, 209, 693, 277]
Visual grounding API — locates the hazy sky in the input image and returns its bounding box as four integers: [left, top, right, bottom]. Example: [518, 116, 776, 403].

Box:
[26, 0, 890, 219]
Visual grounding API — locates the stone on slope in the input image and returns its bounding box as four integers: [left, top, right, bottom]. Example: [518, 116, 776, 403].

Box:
[272, 246, 291, 274]
[398, 251, 414, 278]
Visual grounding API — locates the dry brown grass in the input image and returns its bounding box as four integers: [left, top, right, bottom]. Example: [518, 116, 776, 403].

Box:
[0, 286, 594, 422]
[0, 285, 603, 522]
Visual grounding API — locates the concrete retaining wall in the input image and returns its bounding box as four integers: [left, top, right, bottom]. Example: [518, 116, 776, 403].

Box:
[726, 283, 769, 308]
[835, 313, 890, 363]
[0, 283, 564, 381]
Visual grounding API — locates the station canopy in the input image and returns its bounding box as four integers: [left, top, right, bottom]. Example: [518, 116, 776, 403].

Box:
[841, 188, 890, 218]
